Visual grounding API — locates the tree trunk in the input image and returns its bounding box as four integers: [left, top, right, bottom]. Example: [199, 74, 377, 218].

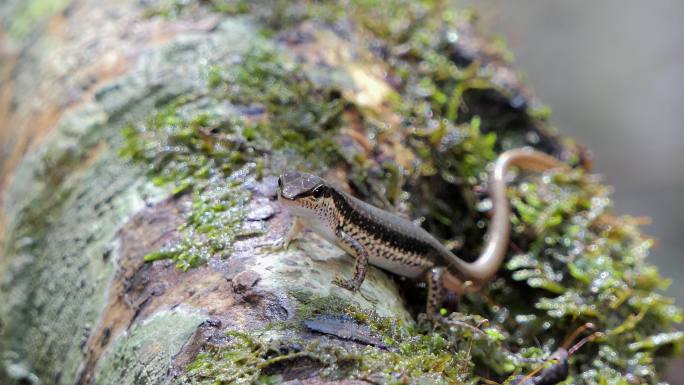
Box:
[1, 1, 680, 385]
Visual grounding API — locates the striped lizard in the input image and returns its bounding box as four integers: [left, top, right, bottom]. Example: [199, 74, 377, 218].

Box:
[277, 148, 568, 320]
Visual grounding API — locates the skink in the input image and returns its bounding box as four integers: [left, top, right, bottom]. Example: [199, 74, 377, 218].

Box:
[277, 148, 568, 319]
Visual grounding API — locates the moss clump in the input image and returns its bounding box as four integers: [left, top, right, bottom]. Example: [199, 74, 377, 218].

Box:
[183, 331, 279, 385]
[289, 291, 366, 323]
[120, 44, 345, 269]
[182, 296, 508, 385]
[120, 98, 254, 269]
[466, 168, 684, 383]
[206, 46, 344, 168]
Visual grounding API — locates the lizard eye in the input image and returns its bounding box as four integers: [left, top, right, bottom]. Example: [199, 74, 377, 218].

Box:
[312, 186, 326, 198]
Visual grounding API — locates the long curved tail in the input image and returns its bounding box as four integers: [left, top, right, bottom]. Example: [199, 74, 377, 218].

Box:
[451, 147, 569, 282]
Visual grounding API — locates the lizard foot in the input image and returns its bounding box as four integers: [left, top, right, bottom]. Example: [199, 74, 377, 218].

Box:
[332, 275, 361, 292]
[260, 237, 299, 252]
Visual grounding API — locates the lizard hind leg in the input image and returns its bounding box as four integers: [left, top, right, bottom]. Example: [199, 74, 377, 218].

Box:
[426, 267, 448, 320]
[426, 267, 486, 335]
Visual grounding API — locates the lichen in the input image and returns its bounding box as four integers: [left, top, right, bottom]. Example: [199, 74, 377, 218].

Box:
[95, 309, 206, 385]
[0, 107, 160, 385]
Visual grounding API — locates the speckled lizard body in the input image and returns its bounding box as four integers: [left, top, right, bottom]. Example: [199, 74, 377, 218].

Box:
[277, 148, 568, 320]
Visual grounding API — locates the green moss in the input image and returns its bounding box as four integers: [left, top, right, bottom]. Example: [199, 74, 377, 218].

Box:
[119, 97, 253, 269]
[183, 331, 268, 385]
[120, 44, 345, 269]
[207, 46, 344, 167]
[461, 168, 684, 383]
[182, 296, 511, 385]
[289, 291, 363, 323]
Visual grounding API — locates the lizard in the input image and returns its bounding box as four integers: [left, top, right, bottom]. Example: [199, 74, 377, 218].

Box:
[276, 147, 569, 321]
[275, 147, 604, 385]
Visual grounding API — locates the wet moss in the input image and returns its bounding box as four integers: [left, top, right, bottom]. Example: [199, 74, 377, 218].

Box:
[119, 44, 345, 269]
[472, 168, 684, 383]
[206, 46, 344, 167]
[119, 97, 254, 269]
[182, 295, 506, 385]
[289, 291, 364, 323]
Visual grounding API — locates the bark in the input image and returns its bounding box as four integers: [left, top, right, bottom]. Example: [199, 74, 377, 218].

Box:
[0, 1, 678, 385]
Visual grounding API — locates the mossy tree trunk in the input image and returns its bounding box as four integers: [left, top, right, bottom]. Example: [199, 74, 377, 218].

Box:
[1, 1, 680, 385]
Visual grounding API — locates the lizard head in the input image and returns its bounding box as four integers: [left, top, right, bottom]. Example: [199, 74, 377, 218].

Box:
[277, 171, 332, 216]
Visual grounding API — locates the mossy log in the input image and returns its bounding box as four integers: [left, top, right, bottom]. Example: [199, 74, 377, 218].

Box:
[1, 1, 681, 385]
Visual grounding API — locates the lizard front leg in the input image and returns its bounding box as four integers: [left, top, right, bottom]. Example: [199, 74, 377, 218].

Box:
[282, 217, 305, 249]
[262, 217, 304, 251]
[332, 228, 369, 292]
